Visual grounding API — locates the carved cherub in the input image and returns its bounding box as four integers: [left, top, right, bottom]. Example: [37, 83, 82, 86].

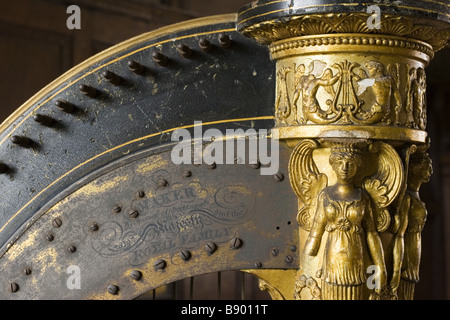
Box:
[363, 60, 402, 125]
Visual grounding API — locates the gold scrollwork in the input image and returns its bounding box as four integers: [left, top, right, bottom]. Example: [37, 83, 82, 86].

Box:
[241, 13, 449, 52]
[276, 59, 418, 128]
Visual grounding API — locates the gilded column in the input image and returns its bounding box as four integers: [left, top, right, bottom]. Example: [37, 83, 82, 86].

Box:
[238, 0, 449, 300]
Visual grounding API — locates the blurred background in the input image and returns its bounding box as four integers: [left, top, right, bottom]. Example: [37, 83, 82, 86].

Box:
[0, 0, 449, 299]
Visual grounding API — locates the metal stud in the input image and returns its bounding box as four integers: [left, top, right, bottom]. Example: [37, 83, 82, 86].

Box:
[128, 60, 145, 75]
[79, 84, 98, 98]
[154, 259, 166, 270]
[271, 249, 279, 257]
[285, 255, 293, 264]
[9, 282, 19, 293]
[230, 237, 243, 250]
[205, 242, 217, 255]
[158, 179, 168, 187]
[255, 262, 262, 268]
[33, 114, 55, 127]
[10, 135, 32, 148]
[0, 162, 8, 174]
[208, 162, 216, 170]
[129, 209, 139, 219]
[130, 270, 142, 281]
[112, 205, 122, 213]
[137, 190, 145, 198]
[52, 218, 62, 228]
[273, 172, 284, 182]
[198, 38, 212, 52]
[152, 52, 168, 66]
[23, 268, 32, 276]
[107, 284, 119, 295]
[46, 233, 54, 242]
[55, 99, 75, 113]
[183, 170, 192, 178]
[250, 161, 261, 169]
[67, 245, 77, 253]
[90, 223, 99, 231]
[179, 250, 191, 261]
[102, 70, 122, 85]
[176, 43, 193, 58]
[218, 33, 232, 49]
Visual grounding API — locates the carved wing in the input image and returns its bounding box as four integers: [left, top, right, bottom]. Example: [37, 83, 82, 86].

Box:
[362, 141, 405, 232]
[289, 139, 328, 231]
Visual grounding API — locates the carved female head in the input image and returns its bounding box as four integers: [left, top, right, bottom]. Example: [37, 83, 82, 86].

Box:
[408, 152, 433, 187]
[329, 147, 362, 184]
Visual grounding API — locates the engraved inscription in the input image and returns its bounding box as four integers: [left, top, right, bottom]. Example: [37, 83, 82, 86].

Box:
[91, 183, 255, 266]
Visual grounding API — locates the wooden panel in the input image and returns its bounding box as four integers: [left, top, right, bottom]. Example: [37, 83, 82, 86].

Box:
[0, 23, 72, 121]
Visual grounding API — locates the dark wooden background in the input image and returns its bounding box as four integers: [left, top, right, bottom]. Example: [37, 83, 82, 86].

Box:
[0, 0, 449, 300]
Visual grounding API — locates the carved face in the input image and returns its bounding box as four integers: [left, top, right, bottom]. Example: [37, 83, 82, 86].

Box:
[409, 155, 433, 185]
[365, 61, 383, 78]
[329, 152, 361, 183]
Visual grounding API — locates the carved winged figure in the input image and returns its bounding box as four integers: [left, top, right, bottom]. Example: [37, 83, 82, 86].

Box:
[390, 143, 432, 300]
[289, 139, 405, 300]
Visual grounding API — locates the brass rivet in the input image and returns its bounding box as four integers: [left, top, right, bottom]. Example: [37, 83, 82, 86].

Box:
[208, 163, 216, 170]
[158, 179, 168, 187]
[102, 70, 122, 85]
[250, 161, 261, 169]
[128, 60, 145, 75]
[274, 172, 284, 182]
[218, 33, 232, 48]
[177, 43, 193, 58]
[183, 170, 192, 178]
[33, 114, 55, 127]
[55, 99, 75, 113]
[129, 209, 139, 219]
[154, 259, 166, 270]
[107, 284, 119, 295]
[0, 162, 8, 174]
[52, 218, 62, 228]
[205, 242, 217, 255]
[179, 250, 191, 261]
[79, 84, 98, 98]
[10, 135, 32, 148]
[198, 38, 212, 52]
[130, 270, 142, 281]
[230, 237, 242, 250]
[9, 282, 19, 293]
[137, 190, 145, 198]
[152, 52, 168, 66]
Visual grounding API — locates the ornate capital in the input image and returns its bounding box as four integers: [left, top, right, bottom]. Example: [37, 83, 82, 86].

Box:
[238, 0, 449, 300]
